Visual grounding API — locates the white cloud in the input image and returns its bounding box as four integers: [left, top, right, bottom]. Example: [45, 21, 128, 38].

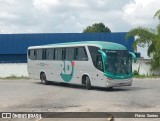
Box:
[0, 0, 160, 34]
[0, 12, 18, 19]
[123, 0, 160, 27]
[33, 0, 60, 12]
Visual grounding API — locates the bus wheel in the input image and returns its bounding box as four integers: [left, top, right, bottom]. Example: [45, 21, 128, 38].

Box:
[40, 73, 49, 85]
[86, 76, 91, 90]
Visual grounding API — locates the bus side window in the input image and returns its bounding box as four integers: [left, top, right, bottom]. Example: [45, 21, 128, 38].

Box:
[88, 46, 99, 67]
[28, 49, 35, 60]
[55, 49, 58, 60]
[96, 55, 103, 71]
[76, 47, 88, 61]
[42, 49, 46, 60]
[46, 48, 54, 60]
[28, 50, 30, 57]
[34, 50, 37, 60]
[66, 48, 74, 60]
[62, 48, 66, 60]
[74, 48, 78, 60]
[37, 49, 42, 60]
[55, 48, 63, 60]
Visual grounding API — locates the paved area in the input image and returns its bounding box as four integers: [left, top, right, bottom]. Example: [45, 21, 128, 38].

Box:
[0, 78, 160, 121]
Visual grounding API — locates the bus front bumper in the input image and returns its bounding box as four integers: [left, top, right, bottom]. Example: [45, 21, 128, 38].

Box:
[105, 78, 132, 87]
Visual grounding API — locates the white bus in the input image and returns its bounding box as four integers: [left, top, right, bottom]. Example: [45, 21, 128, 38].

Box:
[27, 41, 136, 89]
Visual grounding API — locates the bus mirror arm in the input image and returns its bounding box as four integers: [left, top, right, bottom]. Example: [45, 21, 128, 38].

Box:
[98, 50, 107, 62]
[129, 52, 136, 63]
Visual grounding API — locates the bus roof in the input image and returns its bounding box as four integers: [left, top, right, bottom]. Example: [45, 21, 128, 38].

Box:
[28, 41, 127, 50]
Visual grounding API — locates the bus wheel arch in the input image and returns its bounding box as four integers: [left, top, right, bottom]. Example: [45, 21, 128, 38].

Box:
[40, 72, 49, 85]
[82, 75, 91, 90]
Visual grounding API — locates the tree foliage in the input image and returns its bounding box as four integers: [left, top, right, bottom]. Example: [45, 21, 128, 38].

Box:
[83, 22, 111, 33]
[126, 9, 160, 70]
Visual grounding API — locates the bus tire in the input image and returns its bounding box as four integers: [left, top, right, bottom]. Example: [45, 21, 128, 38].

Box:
[86, 76, 91, 90]
[40, 73, 49, 85]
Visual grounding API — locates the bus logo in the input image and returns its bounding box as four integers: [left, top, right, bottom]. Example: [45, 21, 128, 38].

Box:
[60, 61, 75, 82]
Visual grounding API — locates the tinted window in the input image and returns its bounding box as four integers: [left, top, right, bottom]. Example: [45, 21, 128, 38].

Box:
[66, 48, 74, 60]
[55, 48, 63, 60]
[29, 47, 88, 61]
[28, 50, 30, 56]
[75, 47, 88, 61]
[34, 50, 37, 60]
[96, 55, 103, 71]
[28, 49, 42, 60]
[36, 49, 43, 60]
[88, 46, 99, 67]
[28, 49, 36, 60]
[42, 49, 46, 60]
[46, 48, 54, 60]
[105, 50, 131, 75]
[62, 48, 65, 60]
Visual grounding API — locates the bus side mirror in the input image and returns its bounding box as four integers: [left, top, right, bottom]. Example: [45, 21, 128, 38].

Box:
[98, 50, 107, 62]
[129, 52, 136, 63]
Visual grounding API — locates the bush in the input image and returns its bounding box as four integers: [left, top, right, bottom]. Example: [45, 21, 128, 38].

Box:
[133, 70, 139, 75]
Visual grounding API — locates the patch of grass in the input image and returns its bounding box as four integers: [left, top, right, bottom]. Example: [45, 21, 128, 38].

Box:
[132, 70, 160, 78]
[133, 75, 146, 78]
[133, 75, 160, 78]
[0, 75, 30, 80]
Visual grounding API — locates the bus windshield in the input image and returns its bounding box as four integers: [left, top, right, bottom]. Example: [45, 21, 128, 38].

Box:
[104, 50, 132, 75]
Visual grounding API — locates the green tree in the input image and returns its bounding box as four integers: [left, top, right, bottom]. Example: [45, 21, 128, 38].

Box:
[83, 22, 111, 33]
[126, 9, 160, 70]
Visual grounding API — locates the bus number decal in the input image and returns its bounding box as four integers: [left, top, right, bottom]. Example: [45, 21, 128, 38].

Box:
[60, 61, 75, 82]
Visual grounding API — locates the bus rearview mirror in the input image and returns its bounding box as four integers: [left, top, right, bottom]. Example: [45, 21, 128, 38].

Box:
[129, 52, 136, 63]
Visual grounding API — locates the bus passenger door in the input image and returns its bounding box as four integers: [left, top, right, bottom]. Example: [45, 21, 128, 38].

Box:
[96, 55, 104, 72]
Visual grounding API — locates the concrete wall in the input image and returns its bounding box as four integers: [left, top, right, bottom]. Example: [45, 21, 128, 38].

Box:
[0, 63, 28, 78]
[0, 59, 160, 78]
[132, 58, 160, 76]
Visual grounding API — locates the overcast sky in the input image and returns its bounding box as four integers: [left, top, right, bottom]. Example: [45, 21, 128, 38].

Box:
[0, 0, 159, 33]
[0, 0, 160, 58]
